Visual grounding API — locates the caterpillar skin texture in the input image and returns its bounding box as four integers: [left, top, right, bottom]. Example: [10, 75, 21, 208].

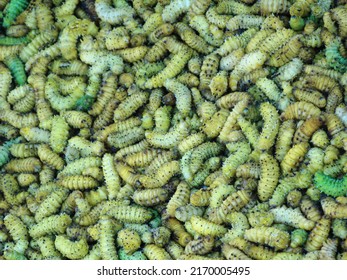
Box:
[1, 0, 347, 261]
[2, 0, 30, 28]
[257, 102, 280, 152]
[258, 153, 280, 202]
[244, 226, 290, 250]
[314, 172, 347, 197]
[55, 235, 89, 260]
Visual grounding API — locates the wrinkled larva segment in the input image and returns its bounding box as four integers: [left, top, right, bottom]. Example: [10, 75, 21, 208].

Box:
[258, 153, 280, 202]
[1, 0, 347, 261]
[260, 0, 289, 15]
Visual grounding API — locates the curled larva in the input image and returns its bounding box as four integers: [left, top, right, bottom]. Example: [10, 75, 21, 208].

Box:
[166, 181, 191, 217]
[314, 172, 347, 197]
[163, 78, 192, 117]
[229, 50, 267, 91]
[113, 90, 149, 121]
[281, 142, 310, 175]
[55, 235, 89, 260]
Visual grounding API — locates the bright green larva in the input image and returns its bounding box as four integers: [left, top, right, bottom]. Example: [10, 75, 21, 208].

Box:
[2, 0, 30, 28]
[314, 171, 347, 197]
[325, 39, 347, 73]
[290, 229, 308, 248]
[4, 56, 27, 85]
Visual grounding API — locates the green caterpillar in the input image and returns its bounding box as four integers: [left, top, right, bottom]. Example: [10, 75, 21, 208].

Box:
[0, 36, 30, 45]
[314, 171, 347, 197]
[75, 75, 101, 111]
[118, 248, 147, 260]
[2, 0, 31, 28]
[325, 39, 347, 73]
[4, 56, 27, 85]
[75, 95, 95, 112]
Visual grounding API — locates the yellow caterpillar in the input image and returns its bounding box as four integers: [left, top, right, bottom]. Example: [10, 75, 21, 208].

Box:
[113, 90, 149, 121]
[50, 116, 69, 154]
[221, 212, 250, 243]
[228, 237, 276, 260]
[203, 109, 230, 139]
[185, 235, 215, 255]
[215, 28, 258, 56]
[139, 160, 180, 188]
[229, 50, 267, 90]
[29, 214, 72, 239]
[257, 103, 279, 151]
[37, 144, 65, 171]
[106, 205, 153, 224]
[244, 226, 290, 250]
[190, 215, 227, 237]
[34, 187, 69, 222]
[55, 235, 89, 260]
[175, 22, 214, 54]
[58, 175, 98, 190]
[163, 78, 192, 117]
[258, 153, 280, 202]
[4, 213, 29, 254]
[164, 217, 193, 247]
[145, 121, 189, 149]
[117, 228, 142, 255]
[59, 156, 101, 177]
[166, 181, 191, 217]
[321, 197, 347, 219]
[133, 188, 169, 206]
[281, 142, 309, 175]
[98, 216, 118, 260]
[143, 244, 172, 260]
[153, 226, 171, 247]
[5, 157, 42, 173]
[305, 217, 331, 252]
[222, 141, 251, 178]
[9, 143, 38, 158]
[280, 101, 321, 120]
[144, 50, 193, 89]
